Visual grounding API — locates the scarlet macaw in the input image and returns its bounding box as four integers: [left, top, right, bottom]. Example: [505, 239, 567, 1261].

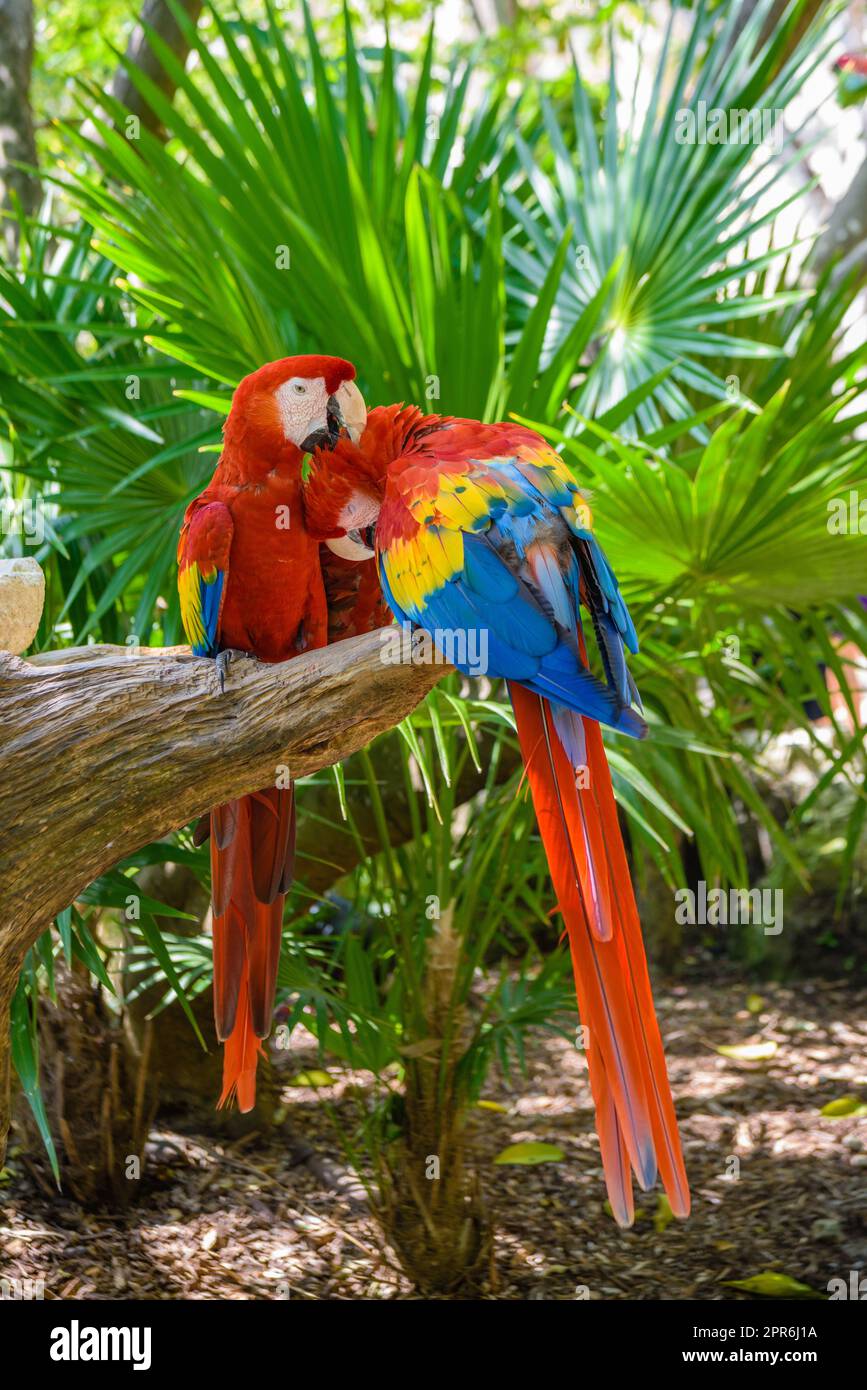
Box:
[834, 52, 867, 106]
[303, 406, 690, 1226]
[177, 354, 367, 1111]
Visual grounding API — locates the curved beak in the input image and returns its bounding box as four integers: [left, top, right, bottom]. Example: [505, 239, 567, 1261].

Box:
[300, 380, 367, 454]
[338, 379, 367, 444]
[326, 527, 376, 561]
[300, 404, 340, 454]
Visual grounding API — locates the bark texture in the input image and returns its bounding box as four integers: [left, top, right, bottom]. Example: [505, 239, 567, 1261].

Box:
[0, 0, 39, 255]
[112, 0, 204, 135]
[0, 633, 446, 1166]
[377, 911, 491, 1293]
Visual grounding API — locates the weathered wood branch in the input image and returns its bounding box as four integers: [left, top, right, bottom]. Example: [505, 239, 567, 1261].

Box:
[0, 633, 447, 1165]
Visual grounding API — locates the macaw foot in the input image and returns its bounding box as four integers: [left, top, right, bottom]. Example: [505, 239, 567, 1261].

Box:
[215, 647, 256, 695]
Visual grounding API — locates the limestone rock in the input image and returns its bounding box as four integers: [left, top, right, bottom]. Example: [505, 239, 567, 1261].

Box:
[0, 557, 45, 654]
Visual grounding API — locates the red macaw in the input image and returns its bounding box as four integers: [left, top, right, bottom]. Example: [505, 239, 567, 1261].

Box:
[303, 405, 690, 1226]
[305, 403, 420, 636]
[834, 52, 867, 106]
[177, 354, 367, 1111]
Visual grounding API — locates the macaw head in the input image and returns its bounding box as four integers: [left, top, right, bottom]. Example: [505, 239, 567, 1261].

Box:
[304, 436, 387, 560]
[224, 355, 367, 456]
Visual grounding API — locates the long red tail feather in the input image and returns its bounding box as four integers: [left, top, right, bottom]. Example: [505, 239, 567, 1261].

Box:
[210, 783, 295, 1112]
[509, 682, 689, 1225]
[585, 1039, 634, 1227]
[583, 718, 690, 1217]
[218, 960, 263, 1111]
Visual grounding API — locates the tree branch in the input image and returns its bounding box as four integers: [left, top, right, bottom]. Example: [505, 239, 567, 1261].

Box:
[0, 632, 446, 1164]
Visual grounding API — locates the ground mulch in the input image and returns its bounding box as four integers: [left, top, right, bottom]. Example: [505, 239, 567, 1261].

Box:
[2, 978, 865, 1300]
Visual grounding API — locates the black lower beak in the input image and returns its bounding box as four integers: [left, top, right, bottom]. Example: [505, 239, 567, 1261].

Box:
[326, 394, 346, 446]
[300, 395, 346, 454]
[346, 525, 377, 557]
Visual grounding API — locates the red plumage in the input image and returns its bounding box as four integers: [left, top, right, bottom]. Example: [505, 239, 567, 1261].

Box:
[835, 52, 867, 74]
[178, 355, 359, 1110]
[509, 685, 689, 1221]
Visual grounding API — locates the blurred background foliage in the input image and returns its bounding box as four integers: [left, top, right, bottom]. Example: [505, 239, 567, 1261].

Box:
[1, 0, 867, 1259]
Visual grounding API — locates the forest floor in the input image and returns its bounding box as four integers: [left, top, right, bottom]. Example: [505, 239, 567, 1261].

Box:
[2, 976, 866, 1301]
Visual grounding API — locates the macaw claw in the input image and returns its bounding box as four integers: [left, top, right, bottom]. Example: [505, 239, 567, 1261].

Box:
[215, 647, 255, 694]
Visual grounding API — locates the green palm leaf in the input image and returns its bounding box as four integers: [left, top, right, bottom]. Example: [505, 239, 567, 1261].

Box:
[499, 0, 837, 431]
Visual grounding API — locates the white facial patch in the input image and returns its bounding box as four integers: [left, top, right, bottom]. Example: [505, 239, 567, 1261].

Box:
[274, 375, 329, 446]
[339, 493, 380, 533]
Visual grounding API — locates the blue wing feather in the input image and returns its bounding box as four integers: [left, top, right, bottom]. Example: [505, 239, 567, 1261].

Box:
[197, 571, 225, 656]
[177, 499, 233, 658]
[379, 443, 645, 738]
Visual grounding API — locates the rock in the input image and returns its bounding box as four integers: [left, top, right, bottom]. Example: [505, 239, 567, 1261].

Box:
[0, 557, 45, 654]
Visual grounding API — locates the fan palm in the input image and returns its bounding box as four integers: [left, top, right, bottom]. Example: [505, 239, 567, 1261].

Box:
[500, 0, 838, 430]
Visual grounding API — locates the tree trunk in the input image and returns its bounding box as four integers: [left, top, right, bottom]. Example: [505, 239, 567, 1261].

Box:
[0, 633, 447, 1167]
[376, 911, 491, 1294]
[812, 154, 867, 282]
[726, 0, 867, 284]
[0, 0, 39, 256]
[112, 0, 204, 135]
[14, 959, 158, 1205]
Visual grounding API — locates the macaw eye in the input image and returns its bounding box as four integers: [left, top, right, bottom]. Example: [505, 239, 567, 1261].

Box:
[293, 382, 307, 395]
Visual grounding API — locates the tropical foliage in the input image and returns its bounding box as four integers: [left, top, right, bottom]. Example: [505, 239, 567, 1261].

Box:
[2, 0, 866, 1279]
